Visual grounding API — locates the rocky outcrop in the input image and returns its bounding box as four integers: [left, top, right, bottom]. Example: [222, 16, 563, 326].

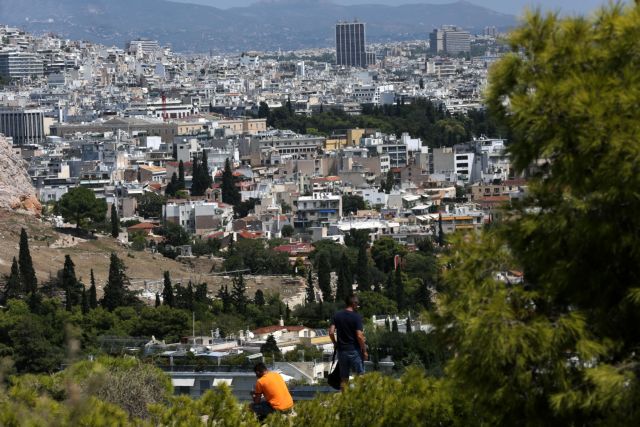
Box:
[0, 135, 42, 216]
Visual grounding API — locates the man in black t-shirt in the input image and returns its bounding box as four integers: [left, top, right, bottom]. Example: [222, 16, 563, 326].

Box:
[329, 294, 368, 390]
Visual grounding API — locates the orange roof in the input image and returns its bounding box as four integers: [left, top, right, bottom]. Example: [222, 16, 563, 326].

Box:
[127, 222, 157, 230]
[238, 230, 263, 239]
[252, 325, 308, 335]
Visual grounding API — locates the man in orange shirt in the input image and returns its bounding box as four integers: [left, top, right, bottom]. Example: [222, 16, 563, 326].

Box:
[251, 362, 294, 420]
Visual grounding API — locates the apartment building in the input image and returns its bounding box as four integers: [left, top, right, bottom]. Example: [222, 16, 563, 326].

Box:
[293, 193, 342, 228]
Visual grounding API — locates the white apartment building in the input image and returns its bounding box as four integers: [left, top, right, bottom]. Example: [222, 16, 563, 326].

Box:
[293, 193, 342, 229]
[163, 200, 231, 236]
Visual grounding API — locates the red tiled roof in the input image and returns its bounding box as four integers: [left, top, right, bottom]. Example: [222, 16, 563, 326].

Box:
[252, 325, 308, 335]
[127, 222, 157, 230]
[238, 230, 263, 239]
[273, 243, 314, 255]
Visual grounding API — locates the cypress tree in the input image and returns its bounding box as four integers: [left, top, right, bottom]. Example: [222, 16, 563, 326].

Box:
[166, 172, 178, 197]
[254, 289, 265, 307]
[178, 160, 186, 190]
[190, 155, 201, 196]
[19, 228, 37, 294]
[437, 213, 445, 247]
[102, 253, 135, 311]
[384, 169, 394, 194]
[200, 149, 212, 190]
[384, 317, 391, 331]
[231, 274, 248, 314]
[81, 286, 89, 314]
[336, 253, 352, 303]
[306, 269, 315, 304]
[384, 271, 394, 301]
[285, 303, 291, 321]
[155, 292, 161, 307]
[356, 244, 370, 292]
[395, 265, 405, 312]
[89, 269, 98, 309]
[391, 319, 398, 332]
[406, 315, 412, 333]
[3, 257, 22, 302]
[62, 255, 82, 310]
[217, 285, 232, 313]
[162, 270, 174, 308]
[317, 252, 332, 302]
[221, 158, 240, 206]
[110, 205, 119, 238]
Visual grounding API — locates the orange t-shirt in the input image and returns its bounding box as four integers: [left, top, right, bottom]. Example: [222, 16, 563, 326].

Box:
[255, 371, 294, 411]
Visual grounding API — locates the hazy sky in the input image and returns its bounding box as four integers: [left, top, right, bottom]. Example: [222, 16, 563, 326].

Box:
[169, 0, 619, 15]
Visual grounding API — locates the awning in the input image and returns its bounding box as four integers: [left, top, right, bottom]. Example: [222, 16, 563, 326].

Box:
[213, 378, 233, 386]
[318, 209, 336, 214]
[171, 378, 195, 387]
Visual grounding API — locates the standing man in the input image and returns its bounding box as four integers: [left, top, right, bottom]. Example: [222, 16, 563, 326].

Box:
[329, 294, 368, 390]
[251, 362, 294, 420]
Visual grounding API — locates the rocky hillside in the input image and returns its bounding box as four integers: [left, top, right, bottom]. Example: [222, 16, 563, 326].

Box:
[0, 136, 42, 216]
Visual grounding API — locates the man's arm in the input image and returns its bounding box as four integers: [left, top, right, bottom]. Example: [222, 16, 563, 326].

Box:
[328, 324, 337, 347]
[356, 330, 368, 360]
[252, 382, 263, 403]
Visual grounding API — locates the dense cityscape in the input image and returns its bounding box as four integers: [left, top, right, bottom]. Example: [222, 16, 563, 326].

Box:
[0, 0, 638, 425]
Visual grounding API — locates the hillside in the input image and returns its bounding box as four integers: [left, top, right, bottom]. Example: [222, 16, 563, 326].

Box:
[0, 0, 516, 51]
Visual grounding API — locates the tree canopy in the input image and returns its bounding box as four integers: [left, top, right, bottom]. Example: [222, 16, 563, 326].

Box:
[58, 187, 107, 230]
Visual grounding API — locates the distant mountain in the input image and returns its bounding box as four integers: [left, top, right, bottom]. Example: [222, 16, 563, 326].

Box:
[0, 0, 516, 52]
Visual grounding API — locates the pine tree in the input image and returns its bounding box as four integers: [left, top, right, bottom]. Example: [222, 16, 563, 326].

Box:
[155, 292, 161, 307]
[19, 228, 37, 294]
[356, 244, 370, 292]
[221, 158, 240, 206]
[62, 255, 82, 310]
[162, 271, 174, 308]
[178, 160, 186, 190]
[89, 269, 98, 309]
[3, 257, 22, 302]
[261, 334, 280, 356]
[336, 253, 352, 303]
[394, 265, 405, 312]
[217, 285, 232, 313]
[254, 289, 265, 307]
[190, 155, 201, 196]
[231, 274, 248, 314]
[306, 269, 315, 304]
[317, 252, 332, 302]
[437, 213, 445, 247]
[166, 172, 178, 197]
[81, 286, 89, 314]
[110, 204, 119, 238]
[102, 253, 136, 311]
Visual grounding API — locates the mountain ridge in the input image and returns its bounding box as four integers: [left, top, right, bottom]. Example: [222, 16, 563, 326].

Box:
[0, 0, 516, 52]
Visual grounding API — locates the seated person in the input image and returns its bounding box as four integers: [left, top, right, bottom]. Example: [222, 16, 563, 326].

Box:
[251, 362, 294, 420]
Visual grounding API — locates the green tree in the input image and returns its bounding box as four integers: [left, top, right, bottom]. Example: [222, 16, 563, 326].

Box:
[81, 286, 89, 314]
[437, 213, 445, 247]
[355, 244, 371, 292]
[101, 253, 137, 311]
[57, 187, 107, 230]
[316, 252, 332, 302]
[61, 255, 82, 310]
[165, 172, 179, 197]
[254, 289, 265, 307]
[384, 168, 394, 193]
[19, 228, 37, 294]
[258, 101, 270, 118]
[3, 257, 22, 302]
[162, 271, 174, 308]
[221, 158, 240, 206]
[89, 269, 98, 309]
[110, 205, 119, 238]
[178, 160, 186, 190]
[136, 192, 166, 218]
[394, 266, 405, 312]
[342, 194, 366, 216]
[371, 237, 407, 273]
[260, 334, 280, 356]
[281, 224, 294, 237]
[438, 6, 640, 425]
[306, 269, 316, 304]
[231, 274, 249, 314]
[216, 285, 232, 313]
[336, 253, 352, 303]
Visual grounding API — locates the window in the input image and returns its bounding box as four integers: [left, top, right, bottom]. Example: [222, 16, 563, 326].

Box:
[200, 380, 210, 390]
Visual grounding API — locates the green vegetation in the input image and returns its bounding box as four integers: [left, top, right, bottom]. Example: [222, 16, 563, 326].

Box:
[266, 97, 506, 146]
[57, 187, 107, 231]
